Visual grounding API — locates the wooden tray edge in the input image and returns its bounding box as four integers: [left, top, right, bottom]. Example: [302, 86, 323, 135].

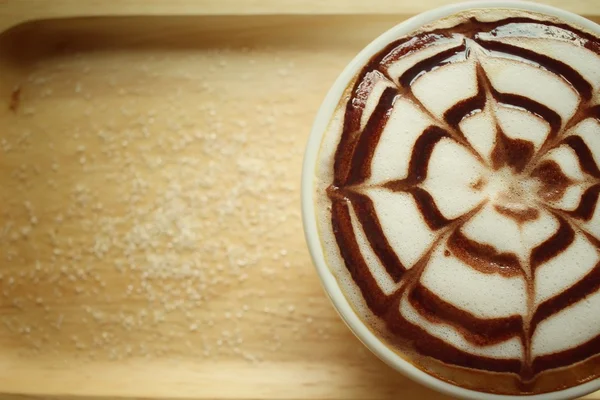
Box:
[0, 0, 599, 35]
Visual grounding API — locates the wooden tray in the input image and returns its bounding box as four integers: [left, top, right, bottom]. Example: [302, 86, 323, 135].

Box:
[0, 1, 599, 399]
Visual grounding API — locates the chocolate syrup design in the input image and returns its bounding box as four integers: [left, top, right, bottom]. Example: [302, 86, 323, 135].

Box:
[323, 14, 600, 391]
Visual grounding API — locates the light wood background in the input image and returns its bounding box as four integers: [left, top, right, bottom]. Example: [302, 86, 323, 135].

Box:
[0, 1, 599, 399]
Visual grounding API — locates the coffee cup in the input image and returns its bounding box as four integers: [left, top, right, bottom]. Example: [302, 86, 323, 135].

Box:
[302, 2, 600, 398]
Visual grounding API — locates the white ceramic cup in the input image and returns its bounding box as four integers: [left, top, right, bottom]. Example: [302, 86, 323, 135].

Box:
[301, 1, 600, 399]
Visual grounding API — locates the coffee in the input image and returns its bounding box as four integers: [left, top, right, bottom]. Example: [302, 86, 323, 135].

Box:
[313, 8, 600, 395]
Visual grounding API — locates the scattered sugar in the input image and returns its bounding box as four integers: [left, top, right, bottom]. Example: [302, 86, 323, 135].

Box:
[0, 43, 320, 364]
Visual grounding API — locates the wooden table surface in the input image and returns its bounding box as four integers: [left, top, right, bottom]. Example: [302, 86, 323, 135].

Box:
[0, 1, 599, 399]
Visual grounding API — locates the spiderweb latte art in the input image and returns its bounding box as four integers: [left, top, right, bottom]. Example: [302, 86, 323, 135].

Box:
[314, 9, 600, 394]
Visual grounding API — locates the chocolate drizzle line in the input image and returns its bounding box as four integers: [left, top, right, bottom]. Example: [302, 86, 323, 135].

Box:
[532, 334, 600, 375]
[475, 38, 593, 101]
[591, 105, 600, 120]
[494, 205, 540, 224]
[333, 102, 362, 187]
[531, 261, 600, 335]
[345, 191, 407, 282]
[324, 12, 600, 388]
[398, 42, 467, 87]
[380, 34, 448, 67]
[530, 216, 575, 271]
[444, 62, 488, 130]
[491, 89, 562, 144]
[383, 125, 450, 190]
[386, 294, 523, 374]
[409, 282, 525, 345]
[345, 87, 399, 185]
[332, 40, 409, 187]
[330, 200, 396, 315]
[562, 104, 600, 137]
[447, 229, 523, 277]
[567, 184, 600, 221]
[409, 187, 454, 230]
[562, 136, 600, 179]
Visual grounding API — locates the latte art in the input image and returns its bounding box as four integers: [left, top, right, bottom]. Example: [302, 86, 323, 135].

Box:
[314, 9, 600, 394]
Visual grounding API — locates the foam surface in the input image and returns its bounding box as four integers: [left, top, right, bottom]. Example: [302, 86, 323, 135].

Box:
[534, 232, 600, 305]
[412, 61, 478, 118]
[533, 290, 600, 357]
[421, 244, 528, 318]
[366, 97, 437, 185]
[421, 139, 486, 219]
[462, 203, 524, 255]
[365, 188, 436, 268]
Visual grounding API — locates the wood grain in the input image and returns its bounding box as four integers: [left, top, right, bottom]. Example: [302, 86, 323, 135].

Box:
[0, 2, 598, 400]
[0, 0, 599, 32]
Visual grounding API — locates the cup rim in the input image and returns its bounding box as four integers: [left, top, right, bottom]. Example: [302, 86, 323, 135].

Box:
[301, 1, 600, 399]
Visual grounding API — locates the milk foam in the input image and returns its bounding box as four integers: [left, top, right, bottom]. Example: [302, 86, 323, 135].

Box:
[314, 7, 600, 392]
[366, 97, 436, 185]
[365, 188, 436, 268]
[462, 203, 526, 255]
[482, 56, 579, 121]
[411, 61, 478, 118]
[574, 118, 600, 164]
[421, 139, 486, 219]
[533, 289, 600, 357]
[534, 232, 600, 305]
[542, 146, 586, 180]
[421, 243, 528, 318]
